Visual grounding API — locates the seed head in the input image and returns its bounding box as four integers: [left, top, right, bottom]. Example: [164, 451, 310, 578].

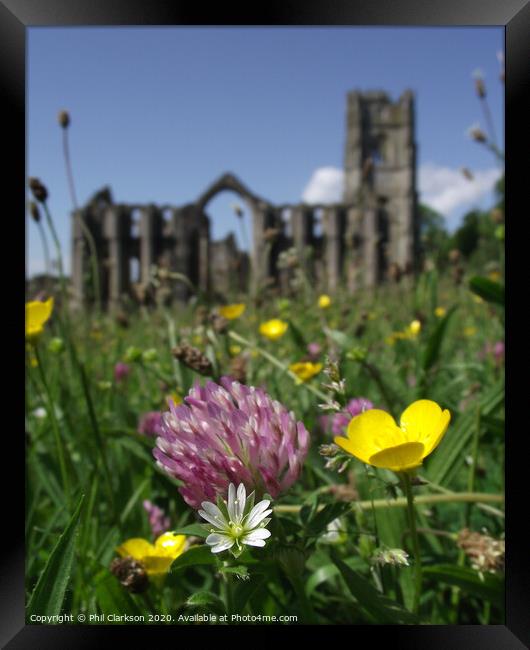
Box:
[457, 528, 505, 574]
[29, 201, 41, 223]
[110, 557, 149, 593]
[58, 110, 70, 129]
[172, 344, 213, 376]
[29, 177, 48, 203]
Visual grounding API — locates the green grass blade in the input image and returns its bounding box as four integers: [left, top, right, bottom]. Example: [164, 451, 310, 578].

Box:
[26, 494, 85, 618]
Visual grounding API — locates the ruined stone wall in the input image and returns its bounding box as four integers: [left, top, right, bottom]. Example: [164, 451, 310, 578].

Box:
[71, 90, 418, 309]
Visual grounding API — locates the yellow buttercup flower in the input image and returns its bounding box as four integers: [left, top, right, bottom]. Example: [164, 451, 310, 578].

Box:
[219, 303, 246, 320]
[289, 361, 323, 383]
[116, 532, 187, 577]
[408, 320, 422, 336]
[434, 307, 447, 318]
[464, 326, 477, 337]
[229, 344, 242, 356]
[334, 400, 451, 473]
[318, 295, 331, 309]
[26, 298, 54, 341]
[259, 319, 288, 341]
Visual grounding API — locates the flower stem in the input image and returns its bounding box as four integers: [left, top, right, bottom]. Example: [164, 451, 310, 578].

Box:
[36, 220, 51, 278]
[33, 345, 71, 507]
[274, 492, 503, 513]
[41, 201, 70, 311]
[402, 472, 422, 615]
[62, 128, 102, 312]
[228, 330, 328, 401]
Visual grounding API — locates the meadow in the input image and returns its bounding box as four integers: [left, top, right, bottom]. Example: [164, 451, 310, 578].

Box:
[25, 252, 505, 625]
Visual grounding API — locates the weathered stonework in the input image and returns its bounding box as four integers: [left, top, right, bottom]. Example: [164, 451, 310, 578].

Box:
[71, 90, 418, 308]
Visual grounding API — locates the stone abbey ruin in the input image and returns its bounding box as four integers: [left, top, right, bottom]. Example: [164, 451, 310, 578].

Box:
[71, 90, 419, 308]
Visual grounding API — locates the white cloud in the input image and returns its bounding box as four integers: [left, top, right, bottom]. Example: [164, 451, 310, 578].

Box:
[419, 163, 501, 218]
[301, 166, 344, 204]
[301, 163, 501, 228]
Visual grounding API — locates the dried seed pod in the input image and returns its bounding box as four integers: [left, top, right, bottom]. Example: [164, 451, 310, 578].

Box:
[474, 77, 486, 99]
[457, 528, 505, 574]
[210, 313, 229, 334]
[58, 110, 70, 128]
[29, 201, 41, 223]
[110, 557, 149, 593]
[29, 177, 49, 203]
[172, 344, 213, 376]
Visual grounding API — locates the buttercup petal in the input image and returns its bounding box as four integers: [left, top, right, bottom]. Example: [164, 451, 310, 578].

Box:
[26, 298, 54, 337]
[369, 441, 425, 472]
[341, 409, 403, 462]
[141, 555, 175, 576]
[399, 400, 451, 456]
[116, 538, 154, 561]
[420, 408, 451, 459]
[154, 532, 187, 558]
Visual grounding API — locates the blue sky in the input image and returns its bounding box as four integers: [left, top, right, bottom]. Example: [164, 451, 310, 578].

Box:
[27, 27, 504, 276]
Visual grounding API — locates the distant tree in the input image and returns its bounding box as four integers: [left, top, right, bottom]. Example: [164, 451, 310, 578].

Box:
[418, 203, 450, 268]
[494, 174, 505, 211]
[452, 210, 481, 258]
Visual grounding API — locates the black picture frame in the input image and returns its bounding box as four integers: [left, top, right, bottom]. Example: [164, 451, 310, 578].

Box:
[10, 0, 528, 646]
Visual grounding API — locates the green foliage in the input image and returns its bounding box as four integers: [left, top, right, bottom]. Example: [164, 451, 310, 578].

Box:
[469, 276, 504, 306]
[26, 261, 505, 625]
[26, 494, 85, 619]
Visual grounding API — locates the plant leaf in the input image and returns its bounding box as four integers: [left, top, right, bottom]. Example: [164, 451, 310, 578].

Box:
[331, 550, 419, 624]
[469, 276, 504, 306]
[423, 564, 504, 604]
[26, 494, 85, 618]
[186, 590, 226, 611]
[427, 379, 504, 485]
[287, 319, 308, 352]
[169, 545, 217, 573]
[94, 569, 144, 619]
[305, 502, 351, 538]
[171, 523, 209, 538]
[422, 306, 457, 372]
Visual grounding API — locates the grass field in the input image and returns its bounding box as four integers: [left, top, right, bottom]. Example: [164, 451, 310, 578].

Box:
[25, 264, 505, 625]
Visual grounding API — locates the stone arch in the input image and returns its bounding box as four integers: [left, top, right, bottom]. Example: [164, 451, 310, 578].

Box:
[195, 173, 276, 292]
[195, 172, 265, 214]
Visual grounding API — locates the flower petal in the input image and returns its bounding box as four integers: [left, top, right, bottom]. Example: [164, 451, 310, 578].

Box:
[335, 409, 402, 464]
[142, 555, 175, 576]
[198, 506, 226, 530]
[206, 533, 226, 546]
[210, 536, 236, 553]
[227, 483, 237, 522]
[369, 441, 425, 472]
[399, 400, 451, 457]
[243, 528, 271, 542]
[236, 483, 247, 522]
[26, 298, 54, 338]
[242, 537, 266, 547]
[246, 500, 271, 528]
[116, 538, 154, 561]
[154, 533, 187, 558]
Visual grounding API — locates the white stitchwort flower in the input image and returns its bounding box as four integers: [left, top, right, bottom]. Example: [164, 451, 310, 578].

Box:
[198, 483, 272, 557]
